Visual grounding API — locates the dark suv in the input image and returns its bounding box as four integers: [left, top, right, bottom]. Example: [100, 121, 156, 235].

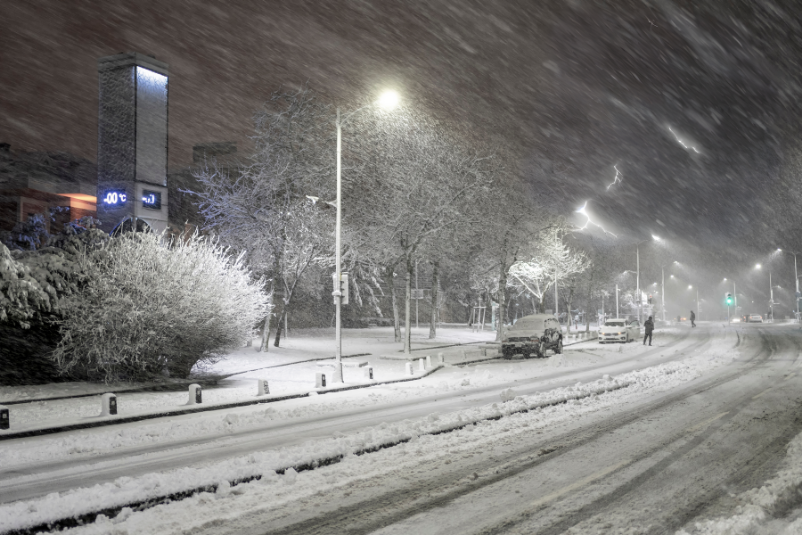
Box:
[501, 314, 564, 358]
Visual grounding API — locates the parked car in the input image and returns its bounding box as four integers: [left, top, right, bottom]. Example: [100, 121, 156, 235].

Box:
[598, 318, 640, 343]
[747, 314, 763, 323]
[501, 314, 563, 358]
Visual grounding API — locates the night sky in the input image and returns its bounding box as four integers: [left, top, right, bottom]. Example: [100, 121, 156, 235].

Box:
[1, 0, 800, 307]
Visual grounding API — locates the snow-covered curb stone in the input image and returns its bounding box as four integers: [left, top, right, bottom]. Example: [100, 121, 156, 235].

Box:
[0, 361, 703, 535]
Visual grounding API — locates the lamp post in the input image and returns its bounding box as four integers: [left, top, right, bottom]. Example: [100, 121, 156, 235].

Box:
[332, 91, 399, 383]
[660, 260, 677, 322]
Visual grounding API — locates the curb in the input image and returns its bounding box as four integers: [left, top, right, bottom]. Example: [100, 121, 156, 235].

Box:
[0, 354, 373, 406]
[0, 365, 445, 442]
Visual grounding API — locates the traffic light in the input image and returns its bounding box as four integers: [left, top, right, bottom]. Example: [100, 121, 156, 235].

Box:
[648, 295, 653, 304]
[726, 293, 733, 306]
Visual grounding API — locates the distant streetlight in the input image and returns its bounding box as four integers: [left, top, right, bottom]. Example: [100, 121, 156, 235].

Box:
[332, 90, 400, 382]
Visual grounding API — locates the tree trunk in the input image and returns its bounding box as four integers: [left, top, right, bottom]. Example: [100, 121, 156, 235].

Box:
[260, 313, 271, 352]
[273, 299, 287, 347]
[387, 266, 401, 342]
[497, 262, 507, 341]
[429, 261, 439, 339]
[404, 258, 413, 354]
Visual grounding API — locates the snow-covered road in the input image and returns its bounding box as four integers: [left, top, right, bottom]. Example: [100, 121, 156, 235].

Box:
[0, 323, 799, 534]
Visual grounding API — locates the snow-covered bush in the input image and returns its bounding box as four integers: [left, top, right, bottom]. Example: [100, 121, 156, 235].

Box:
[52, 231, 269, 382]
[0, 230, 106, 385]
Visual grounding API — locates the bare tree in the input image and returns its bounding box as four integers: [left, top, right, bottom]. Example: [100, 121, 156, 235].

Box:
[345, 110, 495, 353]
[189, 87, 334, 350]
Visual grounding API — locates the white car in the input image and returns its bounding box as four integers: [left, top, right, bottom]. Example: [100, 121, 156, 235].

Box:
[501, 314, 564, 358]
[747, 314, 763, 323]
[598, 319, 640, 343]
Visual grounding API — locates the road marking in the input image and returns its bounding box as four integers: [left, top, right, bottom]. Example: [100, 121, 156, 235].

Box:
[752, 388, 773, 400]
[530, 459, 630, 508]
[685, 411, 729, 434]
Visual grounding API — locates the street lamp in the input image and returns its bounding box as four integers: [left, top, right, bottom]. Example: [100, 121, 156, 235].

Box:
[634, 235, 661, 324]
[754, 263, 773, 322]
[332, 90, 399, 383]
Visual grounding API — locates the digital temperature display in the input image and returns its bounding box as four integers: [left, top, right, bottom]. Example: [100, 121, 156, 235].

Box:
[141, 190, 162, 210]
[102, 190, 127, 206]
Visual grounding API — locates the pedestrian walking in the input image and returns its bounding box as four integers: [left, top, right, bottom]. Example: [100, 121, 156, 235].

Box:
[643, 316, 654, 345]
[690, 310, 696, 327]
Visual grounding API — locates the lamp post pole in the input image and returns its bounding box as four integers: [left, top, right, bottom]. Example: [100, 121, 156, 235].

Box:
[331, 91, 399, 381]
[616, 284, 619, 319]
[662, 272, 666, 320]
[636, 245, 641, 323]
[769, 271, 773, 322]
[333, 107, 344, 383]
[794, 254, 800, 319]
[734, 282, 737, 317]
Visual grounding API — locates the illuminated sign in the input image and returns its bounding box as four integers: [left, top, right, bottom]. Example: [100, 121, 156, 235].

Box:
[102, 189, 127, 206]
[142, 190, 162, 209]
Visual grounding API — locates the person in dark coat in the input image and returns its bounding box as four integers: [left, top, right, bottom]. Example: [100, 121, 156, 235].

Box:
[690, 310, 696, 327]
[643, 316, 654, 345]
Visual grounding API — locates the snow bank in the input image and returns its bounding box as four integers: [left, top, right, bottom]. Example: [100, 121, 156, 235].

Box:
[676, 433, 802, 535]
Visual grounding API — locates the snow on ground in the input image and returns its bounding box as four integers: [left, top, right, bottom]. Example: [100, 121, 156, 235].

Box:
[0, 324, 684, 467]
[0, 324, 604, 435]
[676, 433, 802, 535]
[0, 325, 741, 534]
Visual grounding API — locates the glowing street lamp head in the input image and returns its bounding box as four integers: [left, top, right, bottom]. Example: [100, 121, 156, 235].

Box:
[378, 90, 400, 110]
[755, 264, 762, 269]
[688, 285, 692, 289]
[651, 234, 661, 241]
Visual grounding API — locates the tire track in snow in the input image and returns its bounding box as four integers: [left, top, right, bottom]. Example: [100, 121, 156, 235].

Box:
[246, 328, 784, 535]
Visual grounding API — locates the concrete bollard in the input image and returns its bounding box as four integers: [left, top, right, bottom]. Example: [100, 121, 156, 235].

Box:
[437, 352, 444, 364]
[316, 372, 327, 388]
[257, 379, 270, 396]
[188, 384, 202, 405]
[419, 358, 425, 371]
[405, 362, 413, 376]
[0, 405, 8, 430]
[426, 355, 432, 369]
[101, 393, 117, 416]
[364, 367, 374, 380]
